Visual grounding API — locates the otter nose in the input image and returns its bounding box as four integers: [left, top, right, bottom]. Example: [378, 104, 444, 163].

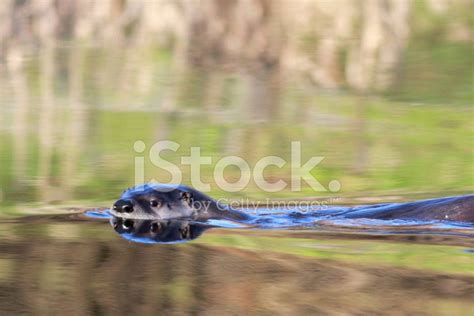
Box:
[113, 199, 134, 213]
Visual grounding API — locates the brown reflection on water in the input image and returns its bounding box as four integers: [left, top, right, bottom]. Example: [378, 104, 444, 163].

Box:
[0, 218, 472, 315]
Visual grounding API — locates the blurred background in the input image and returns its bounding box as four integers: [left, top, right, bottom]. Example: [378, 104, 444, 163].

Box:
[0, 2, 473, 315]
[0, 0, 472, 212]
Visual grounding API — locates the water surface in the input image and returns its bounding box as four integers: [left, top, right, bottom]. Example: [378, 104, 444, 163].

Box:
[0, 210, 473, 315]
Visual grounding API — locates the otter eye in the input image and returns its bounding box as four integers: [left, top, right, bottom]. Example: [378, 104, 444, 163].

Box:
[150, 200, 161, 207]
[180, 192, 193, 206]
[150, 222, 162, 233]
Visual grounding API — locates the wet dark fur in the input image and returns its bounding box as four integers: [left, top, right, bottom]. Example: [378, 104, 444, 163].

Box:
[343, 195, 474, 222]
[111, 183, 250, 221]
[111, 183, 473, 223]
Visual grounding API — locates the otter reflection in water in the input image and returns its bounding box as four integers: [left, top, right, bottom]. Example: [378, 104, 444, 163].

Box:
[110, 216, 211, 244]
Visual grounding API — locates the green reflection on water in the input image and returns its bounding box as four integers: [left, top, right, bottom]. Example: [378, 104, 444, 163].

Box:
[1, 99, 472, 210]
[196, 232, 474, 275]
[0, 44, 472, 213]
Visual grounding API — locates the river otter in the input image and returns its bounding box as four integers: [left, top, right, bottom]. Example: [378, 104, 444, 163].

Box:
[110, 183, 474, 223]
[111, 183, 250, 221]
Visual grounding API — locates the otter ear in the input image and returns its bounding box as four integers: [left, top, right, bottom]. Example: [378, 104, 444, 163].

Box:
[180, 191, 193, 206]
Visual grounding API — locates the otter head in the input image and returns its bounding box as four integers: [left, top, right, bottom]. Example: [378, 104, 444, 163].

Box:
[111, 183, 212, 220]
[110, 216, 209, 244]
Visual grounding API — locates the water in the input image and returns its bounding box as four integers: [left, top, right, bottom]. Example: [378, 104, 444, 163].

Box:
[84, 203, 474, 243]
[0, 35, 473, 314]
[0, 211, 473, 315]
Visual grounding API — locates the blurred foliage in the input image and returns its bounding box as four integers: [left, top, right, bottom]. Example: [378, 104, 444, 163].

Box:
[388, 0, 474, 103]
